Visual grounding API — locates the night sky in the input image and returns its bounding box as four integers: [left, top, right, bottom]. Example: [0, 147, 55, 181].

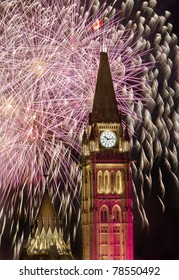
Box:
[132, 0, 179, 260]
[156, 0, 179, 38]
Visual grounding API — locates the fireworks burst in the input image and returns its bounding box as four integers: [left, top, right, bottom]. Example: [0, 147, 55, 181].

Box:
[0, 0, 178, 259]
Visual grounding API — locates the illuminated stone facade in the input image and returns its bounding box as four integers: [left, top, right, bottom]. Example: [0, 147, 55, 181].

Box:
[20, 189, 73, 260]
[81, 52, 133, 260]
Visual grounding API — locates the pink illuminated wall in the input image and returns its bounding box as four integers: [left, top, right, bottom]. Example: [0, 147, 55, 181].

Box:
[88, 157, 133, 260]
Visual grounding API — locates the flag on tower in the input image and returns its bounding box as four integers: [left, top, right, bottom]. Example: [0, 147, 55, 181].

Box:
[91, 19, 103, 31]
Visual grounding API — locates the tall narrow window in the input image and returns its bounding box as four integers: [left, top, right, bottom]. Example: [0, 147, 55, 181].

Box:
[100, 205, 109, 223]
[97, 171, 103, 193]
[116, 170, 123, 194]
[110, 171, 115, 193]
[104, 171, 109, 193]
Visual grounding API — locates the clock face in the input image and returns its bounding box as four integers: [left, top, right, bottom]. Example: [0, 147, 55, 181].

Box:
[100, 130, 117, 148]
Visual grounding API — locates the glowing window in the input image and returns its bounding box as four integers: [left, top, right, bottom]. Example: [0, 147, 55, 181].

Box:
[104, 171, 109, 193]
[100, 232, 108, 245]
[97, 171, 103, 193]
[110, 171, 116, 193]
[116, 170, 123, 194]
[100, 245, 108, 259]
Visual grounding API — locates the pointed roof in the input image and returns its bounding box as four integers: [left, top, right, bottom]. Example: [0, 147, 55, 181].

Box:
[89, 52, 121, 124]
[20, 188, 73, 259]
[36, 188, 58, 233]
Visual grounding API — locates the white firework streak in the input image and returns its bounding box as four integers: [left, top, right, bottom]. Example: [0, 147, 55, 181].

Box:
[0, 0, 178, 258]
[122, 1, 179, 230]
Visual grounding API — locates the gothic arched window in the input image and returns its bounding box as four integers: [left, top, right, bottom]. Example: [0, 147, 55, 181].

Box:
[112, 205, 120, 222]
[110, 171, 116, 193]
[104, 171, 109, 193]
[116, 170, 123, 194]
[97, 171, 103, 193]
[100, 205, 109, 223]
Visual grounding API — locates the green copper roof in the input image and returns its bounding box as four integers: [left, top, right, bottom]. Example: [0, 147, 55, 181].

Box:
[89, 52, 121, 124]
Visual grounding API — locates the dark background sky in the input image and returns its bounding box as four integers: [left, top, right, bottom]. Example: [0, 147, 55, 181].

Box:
[111, 0, 179, 38]
[156, 0, 179, 38]
[134, 0, 179, 259]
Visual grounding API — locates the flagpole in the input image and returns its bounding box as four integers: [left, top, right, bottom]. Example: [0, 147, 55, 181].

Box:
[101, 19, 107, 53]
[101, 31, 107, 53]
[91, 19, 107, 52]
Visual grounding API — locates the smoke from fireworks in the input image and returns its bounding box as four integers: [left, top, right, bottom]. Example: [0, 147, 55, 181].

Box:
[0, 0, 178, 259]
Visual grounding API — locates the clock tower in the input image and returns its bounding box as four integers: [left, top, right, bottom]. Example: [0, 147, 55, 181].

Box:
[81, 51, 133, 260]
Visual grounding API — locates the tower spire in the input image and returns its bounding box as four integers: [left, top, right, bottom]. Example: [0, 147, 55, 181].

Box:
[82, 49, 133, 260]
[89, 52, 121, 124]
